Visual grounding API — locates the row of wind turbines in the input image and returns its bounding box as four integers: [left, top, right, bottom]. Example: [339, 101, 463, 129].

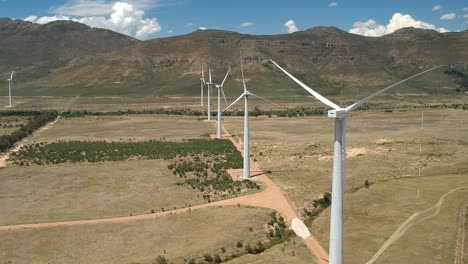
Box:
[197, 54, 443, 264]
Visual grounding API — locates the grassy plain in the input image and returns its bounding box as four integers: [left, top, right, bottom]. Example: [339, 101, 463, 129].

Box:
[223, 109, 468, 211]
[311, 174, 468, 264]
[27, 115, 213, 142]
[0, 206, 272, 264]
[0, 160, 206, 225]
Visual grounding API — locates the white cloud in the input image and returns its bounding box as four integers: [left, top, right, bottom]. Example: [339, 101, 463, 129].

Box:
[349, 19, 386, 37]
[284, 19, 298, 33]
[167, 29, 173, 34]
[240, 21, 253, 27]
[432, 5, 443, 12]
[185, 22, 195, 27]
[328, 2, 337, 8]
[24, 2, 161, 39]
[463, 7, 468, 11]
[440, 13, 456, 20]
[464, 14, 468, 18]
[50, 0, 157, 16]
[198, 27, 207, 30]
[349, 13, 448, 37]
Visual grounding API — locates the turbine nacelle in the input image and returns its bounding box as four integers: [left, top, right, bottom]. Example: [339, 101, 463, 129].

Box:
[328, 109, 346, 119]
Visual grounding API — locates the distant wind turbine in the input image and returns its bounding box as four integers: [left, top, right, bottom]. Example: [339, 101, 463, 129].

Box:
[200, 65, 205, 106]
[212, 67, 230, 139]
[224, 55, 280, 179]
[7, 71, 14, 107]
[270, 59, 443, 264]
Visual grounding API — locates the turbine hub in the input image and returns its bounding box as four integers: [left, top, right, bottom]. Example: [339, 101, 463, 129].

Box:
[328, 109, 346, 119]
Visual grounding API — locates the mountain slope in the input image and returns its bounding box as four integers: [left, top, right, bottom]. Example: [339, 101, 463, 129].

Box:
[0, 18, 138, 82]
[1, 19, 466, 98]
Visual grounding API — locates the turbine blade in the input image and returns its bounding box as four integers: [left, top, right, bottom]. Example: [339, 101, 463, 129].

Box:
[221, 67, 230, 86]
[240, 53, 247, 92]
[248, 92, 282, 108]
[10, 71, 14, 79]
[209, 68, 212, 83]
[270, 59, 340, 110]
[221, 87, 227, 104]
[345, 65, 445, 113]
[201, 65, 205, 81]
[223, 92, 246, 112]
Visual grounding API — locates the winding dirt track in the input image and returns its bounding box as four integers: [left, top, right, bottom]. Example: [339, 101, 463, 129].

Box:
[455, 202, 468, 264]
[365, 187, 468, 264]
[0, 121, 329, 264]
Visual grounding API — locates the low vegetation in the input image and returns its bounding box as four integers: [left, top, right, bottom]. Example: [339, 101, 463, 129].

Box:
[10, 139, 242, 166]
[0, 111, 57, 153]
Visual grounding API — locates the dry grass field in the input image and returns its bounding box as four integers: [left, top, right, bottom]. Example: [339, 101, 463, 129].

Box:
[224, 109, 468, 211]
[0, 206, 273, 264]
[311, 174, 468, 264]
[0, 160, 208, 225]
[27, 115, 213, 142]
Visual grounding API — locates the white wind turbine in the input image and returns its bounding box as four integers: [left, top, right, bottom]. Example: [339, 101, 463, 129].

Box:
[200, 65, 205, 106]
[213, 68, 230, 139]
[270, 59, 443, 264]
[205, 68, 215, 120]
[224, 55, 280, 179]
[7, 71, 14, 107]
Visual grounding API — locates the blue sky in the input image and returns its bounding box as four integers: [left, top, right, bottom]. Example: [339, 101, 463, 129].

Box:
[0, 0, 467, 39]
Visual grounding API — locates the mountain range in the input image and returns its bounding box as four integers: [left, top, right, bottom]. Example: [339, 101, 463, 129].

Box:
[1, 18, 467, 98]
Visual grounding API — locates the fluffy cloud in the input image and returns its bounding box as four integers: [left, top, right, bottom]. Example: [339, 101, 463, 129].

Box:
[24, 2, 161, 39]
[432, 5, 443, 12]
[284, 20, 299, 33]
[463, 7, 468, 11]
[50, 0, 156, 16]
[349, 13, 448, 37]
[198, 27, 207, 30]
[464, 14, 468, 18]
[349, 19, 386, 37]
[328, 2, 337, 8]
[240, 21, 253, 27]
[440, 13, 456, 20]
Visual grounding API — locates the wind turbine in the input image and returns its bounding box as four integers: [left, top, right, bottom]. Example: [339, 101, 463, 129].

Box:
[200, 65, 205, 106]
[7, 71, 14, 107]
[205, 68, 214, 120]
[224, 55, 280, 179]
[213, 67, 230, 139]
[270, 59, 443, 264]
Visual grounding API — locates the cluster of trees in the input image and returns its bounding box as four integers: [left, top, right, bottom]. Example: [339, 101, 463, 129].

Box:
[444, 68, 468, 93]
[0, 111, 58, 153]
[168, 155, 258, 202]
[302, 192, 332, 224]
[10, 138, 243, 166]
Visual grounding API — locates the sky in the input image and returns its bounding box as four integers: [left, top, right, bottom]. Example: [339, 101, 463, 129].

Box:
[0, 0, 467, 40]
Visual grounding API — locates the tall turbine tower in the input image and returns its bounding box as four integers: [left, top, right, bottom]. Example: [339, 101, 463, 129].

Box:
[7, 71, 14, 107]
[213, 68, 230, 139]
[270, 60, 443, 264]
[224, 55, 280, 179]
[205, 68, 214, 120]
[200, 66, 205, 106]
